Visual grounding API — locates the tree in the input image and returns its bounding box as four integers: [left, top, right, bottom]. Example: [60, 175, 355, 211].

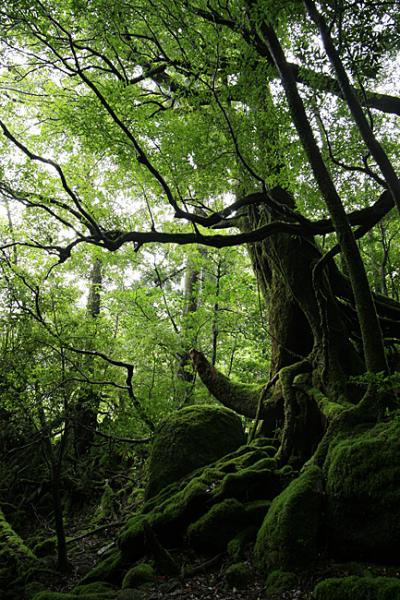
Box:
[0, 0, 399, 466]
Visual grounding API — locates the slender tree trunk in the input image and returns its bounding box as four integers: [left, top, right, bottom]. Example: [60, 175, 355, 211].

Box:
[211, 256, 222, 367]
[73, 258, 102, 456]
[304, 0, 400, 215]
[5, 198, 18, 265]
[38, 407, 70, 571]
[177, 255, 200, 400]
[259, 22, 388, 375]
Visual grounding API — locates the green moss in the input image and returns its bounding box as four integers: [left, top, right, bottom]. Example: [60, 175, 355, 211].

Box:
[32, 593, 116, 600]
[119, 476, 211, 557]
[120, 445, 266, 557]
[72, 582, 115, 595]
[118, 470, 215, 563]
[78, 550, 124, 585]
[309, 388, 351, 419]
[244, 499, 271, 527]
[324, 413, 400, 562]
[0, 507, 37, 570]
[224, 562, 252, 588]
[119, 442, 294, 563]
[145, 405, 245, 499]
[265, 570, 298, 595]
[239, 451, 276, 469]
[211, 459, 281, 502]
[121, 562, 156, 589]
[279, 464, 295, 477]
[227, 526, 258, 560]
[117, 515, 146, 559]
[24, 582, 47, 599]
[212, 449, 264, 475]
[254, 465, 323, 573]
[187, 498, 247, 553]
[250, 437, 277, 452]
[313, 576, 400, 600]
[33, 537, 57, 557]
[142, 465, 218, 515]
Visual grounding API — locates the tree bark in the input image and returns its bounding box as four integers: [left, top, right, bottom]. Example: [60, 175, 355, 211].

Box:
[259, 22, 388, 376]
[73, 258, 102, 457]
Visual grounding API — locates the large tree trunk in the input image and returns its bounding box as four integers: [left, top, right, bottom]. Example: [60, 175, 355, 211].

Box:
[192, 188, 380, 464]
[244, 189, 364, 387]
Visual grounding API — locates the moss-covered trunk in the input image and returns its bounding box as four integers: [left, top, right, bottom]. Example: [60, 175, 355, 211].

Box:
[244, 191, 364, 390]
[193, 188, 374, 464]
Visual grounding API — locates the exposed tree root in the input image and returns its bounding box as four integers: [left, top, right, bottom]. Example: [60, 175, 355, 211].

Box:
[275, 358, 312, 466]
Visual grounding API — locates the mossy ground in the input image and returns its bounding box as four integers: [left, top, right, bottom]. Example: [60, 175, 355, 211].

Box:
[313, 575, 400, 599]
[5, 412, 400, 600]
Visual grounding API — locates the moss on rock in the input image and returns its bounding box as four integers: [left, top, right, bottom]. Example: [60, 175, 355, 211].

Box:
[84, 442, 294, 586]
[121, 563, 155, 589]
[250, 437, 278, 452]
[244, 499, 271, 527]
[24, 582, 47, 599]
[118, 475, 212, 558]
[187, 498, 247, 553]
[0, 507, 38, 576]
[78, 550, 125, 586]
[254, 465, 323, 573]
[145, 405, 245, 499]
[313, 576, 400, 600]
[324, 414, 400, 562]
[264, 570, 298, 595]
[72, 582, 116, 595]
[224, 562, 252, 588]
[32, 537, 57, 558]
[227, 526, 258, 560]
[211, 458, 282, 502]
[119, 441, 293, 562]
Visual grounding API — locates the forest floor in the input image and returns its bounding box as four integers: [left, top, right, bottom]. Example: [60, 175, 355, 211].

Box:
[43, 519, 311, 600]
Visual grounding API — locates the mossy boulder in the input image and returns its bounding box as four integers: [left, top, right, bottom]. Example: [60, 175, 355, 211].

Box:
[0, 507, 38, 576]
[212, 458, 279, 502]
[264, 570, 298, 596]
[121, 563, 156, 589]
[145, 405, 245, 499]
[313, 576, 400, 599]
[254, 465, 323, 573]
[24, 582, 48, 599]
[85, 443, 292, 586]
[118, 475, 212, 558]
[324, 414, 400, 562]
[72, 582, 116, 595]
[33, 537, 57, 557]
[186, 498, 247, 553]
[224, 562, 252, 588]
[78, 550, 125, 585]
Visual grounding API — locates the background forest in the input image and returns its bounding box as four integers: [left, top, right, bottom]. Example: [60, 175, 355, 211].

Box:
[0, 1, 399, 599]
